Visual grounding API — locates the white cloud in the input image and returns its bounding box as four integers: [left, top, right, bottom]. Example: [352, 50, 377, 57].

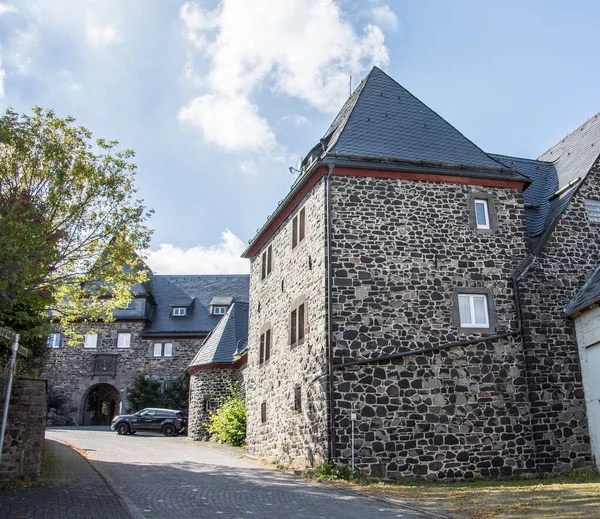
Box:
[85, 14, 121, 48]
[281, 114, 310, 127]
[179, 0, 391, 152]
[0, 3, 17, 15]
[59, 70, 82, 93]
[145, 229, 250, 275]
[178, 93, 276, 151]
[370, 4, 398, 31]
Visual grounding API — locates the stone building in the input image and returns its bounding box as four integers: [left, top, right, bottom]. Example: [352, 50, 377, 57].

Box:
[186, 300, 248, 440]
[240, 66, 600, 479]
[43, 273, 248, 426]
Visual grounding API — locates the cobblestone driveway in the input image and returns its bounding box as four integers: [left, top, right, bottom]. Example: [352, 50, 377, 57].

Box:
[46, 428, 430, 519]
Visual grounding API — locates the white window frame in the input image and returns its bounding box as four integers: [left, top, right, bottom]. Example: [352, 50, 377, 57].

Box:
[458, 294, 489, 328]
[172, 307, 187, 316]
[117, 332, 131, 348]
[474, 199, 490, 229]
[153, 342, 173, 357]
[47, 333, 61, 348]
[213, 306, 227, 315]
[84, 333, 98, 349]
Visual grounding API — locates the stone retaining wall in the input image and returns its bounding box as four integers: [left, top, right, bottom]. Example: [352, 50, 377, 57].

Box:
[0, 377, 47, 480]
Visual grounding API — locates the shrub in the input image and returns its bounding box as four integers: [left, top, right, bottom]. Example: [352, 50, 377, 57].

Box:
[204, 383, 246, 446]
[312, 461, 368, 483]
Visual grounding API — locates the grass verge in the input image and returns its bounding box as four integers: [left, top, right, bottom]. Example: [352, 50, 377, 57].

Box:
[309, 467, 600, 519]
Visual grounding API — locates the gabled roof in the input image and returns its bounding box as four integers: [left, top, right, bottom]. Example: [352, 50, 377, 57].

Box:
[492, 112, 600, 240]
[141, 275, 249, 337]
[321, 67, 527, 182]
[565, 265, 600, 316]
[210, 296, 233, 306]
[188, 302, 249, 367]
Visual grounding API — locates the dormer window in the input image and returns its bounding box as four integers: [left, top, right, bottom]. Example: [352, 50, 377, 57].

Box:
[172, 307, 187, 316]
[209, 296, 233, 315]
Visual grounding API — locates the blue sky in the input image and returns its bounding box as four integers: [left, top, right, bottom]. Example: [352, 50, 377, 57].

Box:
[1, 0, 599, 273]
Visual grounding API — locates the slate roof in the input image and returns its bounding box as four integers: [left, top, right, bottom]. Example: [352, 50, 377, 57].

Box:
[321, 67, 527, 182]
[565, 265, 600, 315]
[141, 275, 249, 337]
[491, 112, 600, 239]
[188, 302, 249, 367]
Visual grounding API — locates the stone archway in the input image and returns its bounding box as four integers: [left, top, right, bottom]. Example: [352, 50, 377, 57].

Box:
[81, 383, 121, 426]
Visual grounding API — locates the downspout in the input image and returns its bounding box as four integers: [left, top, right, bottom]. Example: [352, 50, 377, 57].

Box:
[325, 164, 336, 462]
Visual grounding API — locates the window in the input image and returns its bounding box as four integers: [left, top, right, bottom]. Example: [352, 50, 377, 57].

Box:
[153, 342, 173, 357]
[47, 333, 61, 348]
[213, 306, 227, 315]
[291, 207, 306, 249]
[84, 333, 98, 349]
[259, 327, 271, 364]
[474, 199, 490, 229]
[260, 244, 272, 281]
[117, 332, 131, 348]
[294, 385, 302, 413]
[586, 200, 600, 223]
[299, 208, 306, 242]
[205, 399, 219, 412]
[261, 402, 267, 424]
[458, 294, 489, 328]
[289, 297, 307, 347]
[172, 307, 187, 316]
[290, 309, 297, 345]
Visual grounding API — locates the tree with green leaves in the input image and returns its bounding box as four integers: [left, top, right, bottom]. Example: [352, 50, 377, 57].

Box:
[0, 107, 153, 370]
[127, 375, 163, 412]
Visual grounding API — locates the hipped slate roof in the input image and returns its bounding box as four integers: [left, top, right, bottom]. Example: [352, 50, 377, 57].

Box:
[188, 302, 248, 367]
[141, 275, 249, 337]
[492, 112, 600, 239]
[321, 67, 527, 182]
[565, 265, 600, 316]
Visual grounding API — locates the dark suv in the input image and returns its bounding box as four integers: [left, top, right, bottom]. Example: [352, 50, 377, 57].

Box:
[111, 408, 186, 436]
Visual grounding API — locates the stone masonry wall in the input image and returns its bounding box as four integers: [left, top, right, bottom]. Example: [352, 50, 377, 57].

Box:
[43, 321, 203, 424]
[0, 378, 47, 480]
[245, 178, 329, 468]
[188, 367, 240, 440]
[330, 175, 535, 479]
[518, 159, 600, 473]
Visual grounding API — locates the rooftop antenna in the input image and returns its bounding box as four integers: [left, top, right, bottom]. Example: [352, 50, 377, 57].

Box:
[349, 75, 352, 96]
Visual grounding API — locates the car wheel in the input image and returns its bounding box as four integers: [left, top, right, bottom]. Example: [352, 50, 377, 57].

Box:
[162, 424, 176, 437]
[116, 422, 129, 435]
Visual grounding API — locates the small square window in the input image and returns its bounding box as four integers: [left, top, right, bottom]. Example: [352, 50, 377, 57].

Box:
[474, 199, 490, 229]
[213, 306, 227, 315]
[172, 307, 187, 316]
[84, 333, 98, 349]
[586, 200, 600, 223]
[117, 332, 131, 348]
[458, 294, 489, 328]
[47, 333, 61, 348]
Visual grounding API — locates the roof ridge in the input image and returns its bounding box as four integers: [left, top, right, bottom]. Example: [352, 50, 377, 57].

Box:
[489, 152, 554, 165]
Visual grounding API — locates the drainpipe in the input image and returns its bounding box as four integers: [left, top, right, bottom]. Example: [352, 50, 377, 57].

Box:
[325, 164, 336, 462]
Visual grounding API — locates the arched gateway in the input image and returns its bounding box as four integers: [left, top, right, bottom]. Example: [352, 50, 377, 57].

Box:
[80, 383, 121, 425]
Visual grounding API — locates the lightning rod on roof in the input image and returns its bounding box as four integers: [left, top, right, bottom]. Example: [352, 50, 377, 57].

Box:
[349, 75, 352, 96]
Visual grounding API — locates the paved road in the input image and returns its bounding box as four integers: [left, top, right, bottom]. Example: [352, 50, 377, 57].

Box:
[46, 427, 430, 519]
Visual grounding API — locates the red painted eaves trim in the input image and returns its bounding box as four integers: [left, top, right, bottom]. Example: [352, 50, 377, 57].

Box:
[243, 166, 528, 259]
[186, 356, 247, 374]
[333, 167, 529, 189]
